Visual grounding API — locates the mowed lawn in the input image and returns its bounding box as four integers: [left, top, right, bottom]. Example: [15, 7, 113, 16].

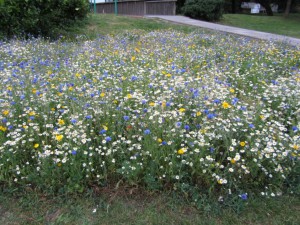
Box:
[219, 13, 300, 38]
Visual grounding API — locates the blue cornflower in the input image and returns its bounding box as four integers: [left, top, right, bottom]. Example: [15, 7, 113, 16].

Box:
[184, 125, 190, 130]
[131, 75, 138, 81]
[71, 150, 77, 155]
[71, 118, 77, 124]
[85, 115, 92, 119]
[99, 129, 106, 134]
[232, 97, 239, 105]
[123, 115, 130, 121]
[249, 124, 255, 129]
[213, 99, 221, 104]
[105, 136, 112, 142]
[292, 126, 298, 132]
[240, 193, 248, 200]
[144, 129, 151, 135]
[161, 141, 167, 145]
[207, 113, 215, 119]
[175, 122, 182, 128]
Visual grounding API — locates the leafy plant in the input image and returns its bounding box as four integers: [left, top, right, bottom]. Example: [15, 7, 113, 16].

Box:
[183, 0, 224, 21]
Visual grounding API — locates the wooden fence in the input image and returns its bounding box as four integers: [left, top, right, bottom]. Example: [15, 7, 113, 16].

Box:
[96, 0, 177, 16]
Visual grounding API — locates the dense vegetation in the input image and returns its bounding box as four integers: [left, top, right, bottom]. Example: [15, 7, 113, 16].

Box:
[0, 0, 89, 38]
[0, 29, 299, 205]
[183, 0, 225, 21]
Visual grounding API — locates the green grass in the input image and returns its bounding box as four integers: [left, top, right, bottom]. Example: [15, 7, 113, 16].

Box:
[219, 13, 300, 38]
[0, 190, 299, 225]
[61, 13, 197, 40]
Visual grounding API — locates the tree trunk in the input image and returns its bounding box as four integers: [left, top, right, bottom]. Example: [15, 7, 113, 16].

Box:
[284, 0, 292, 17]
[232, 0, 236, 14]
[256, 0, 273, 16]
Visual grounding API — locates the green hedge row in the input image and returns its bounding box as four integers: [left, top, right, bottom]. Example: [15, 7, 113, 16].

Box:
[0, 0, 89, 38]
[183, 0, 224, 21]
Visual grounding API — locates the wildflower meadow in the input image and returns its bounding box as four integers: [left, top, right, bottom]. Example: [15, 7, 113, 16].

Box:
[0, 30, 299, 205]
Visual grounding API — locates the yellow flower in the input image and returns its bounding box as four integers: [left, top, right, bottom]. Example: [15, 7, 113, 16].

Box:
[127, 94, 132, 99]
[200, 129, 206, 134]
[230, 159, 236, 164]
[135, 47, 140, 53]
[28, 111, 36, 116]
[177, 148, 186, 155]
[149, 102, 155, 107]
[229, 88, 235, 93]
[166, 73, 171, 77]
[179, 108, 186, 113]
[2, 110, 9, 116]
[34, 143, 39, 148]
[57, 163, 62, 167]
[100, 92, 105, 97]
[157, 138, 162, 143]
[196, 111, 201, 116]
[75, 73, 81, 78]
[55, 134, 64, 142]
[68, 87, 73, 91]
[222, 101, 230, 109]
[103, 125, 108, 131]
[0, 126, 7, 132]
[131, 56, 136, 62]
[32, 88, 37, 94]
[7, 86, 12, 91]
[260, 115, 264, 120]
[113, 99, 118, 104]
[293, 145, 299, 150]
[240, 141, 246, 147]
[58, 119, 65, 125]
[161, 102, 166, 108]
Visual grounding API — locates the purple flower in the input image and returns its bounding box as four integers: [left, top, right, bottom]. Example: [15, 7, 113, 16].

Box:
[123, 115, 130, 121]
[105, 136, 112, 142]
[71, 150, 77, 155]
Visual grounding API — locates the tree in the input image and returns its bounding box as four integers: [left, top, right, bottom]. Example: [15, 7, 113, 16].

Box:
[284, 0, 293, 17]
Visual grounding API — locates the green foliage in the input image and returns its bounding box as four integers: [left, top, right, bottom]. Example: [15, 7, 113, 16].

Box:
[183, 0, 224, 21]
[0, 0, 90, 38]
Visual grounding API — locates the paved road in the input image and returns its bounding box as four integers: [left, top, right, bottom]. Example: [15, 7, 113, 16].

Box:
[146, 15, 300, 47]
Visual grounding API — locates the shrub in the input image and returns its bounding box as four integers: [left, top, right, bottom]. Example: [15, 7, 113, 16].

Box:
[0, 0, 90, 38]
[183, 0, 224, 21]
